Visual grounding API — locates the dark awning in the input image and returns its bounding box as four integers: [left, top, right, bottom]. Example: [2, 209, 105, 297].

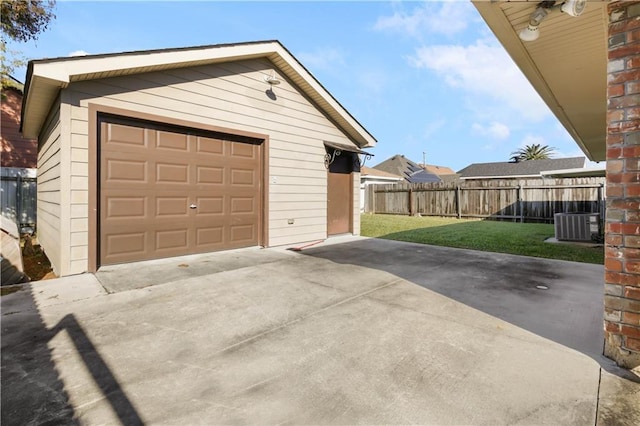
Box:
[324, 141, 373, 157]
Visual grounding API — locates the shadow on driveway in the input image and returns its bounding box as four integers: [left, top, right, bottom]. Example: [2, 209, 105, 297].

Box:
[1, 284, 142, 425]
[300, 237, 630, 378]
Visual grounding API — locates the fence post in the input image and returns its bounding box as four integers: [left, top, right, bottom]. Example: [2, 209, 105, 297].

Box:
[408, 187, 414, 216]
[518, 185, 524, 223]
[456, 186, 461, 219]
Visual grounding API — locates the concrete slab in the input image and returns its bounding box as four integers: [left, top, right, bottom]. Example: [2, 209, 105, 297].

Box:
[2, 237, 638, 424]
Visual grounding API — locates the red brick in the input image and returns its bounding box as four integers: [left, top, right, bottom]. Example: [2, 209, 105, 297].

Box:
[625, 261, 640, 274]
[627, 184, 640, 196]
[609, 120, 640, 134]
[629, 28, 640, 43]
[628, 56, 640, 70]
[609, 94, 640, 109]
[607, 134, 624, 146]
[609, 83, 626, 97]
[608, 147, 623, 158]
[607, 185, 624, 197]
[607, 246, 623, 258]
[608, 199, 640, 210]
[605, 321, 621, 333]
[626, 337, 640, 351]
[628, 81, 640, 94]
[607, 273, 640, 287]
[609, 69, 640, 84]
[627, 210, 640, 221]
[607, 159, 625, 173]
[609, 16, 640, 35]
[608, 109, 625, 122]
[628, 106, 640, 120]
[623, 311, 640, 325]
[607, 172, 640, 183]
[626, 287, 640, 300]
[627, 158, 640, 171]
[607, 258, 623, 271]
[623, 146, 640, 157]
[607, 222, 640, 234]
[621, 324, 640, 338]
[626, 235, 640, 248]
[624, 248, 640, 259]
[607, 234, 624, 246]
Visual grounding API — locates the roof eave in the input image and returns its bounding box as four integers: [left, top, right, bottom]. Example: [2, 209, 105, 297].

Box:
[471, 1, 605, 162]
[22, 41, 377, 147]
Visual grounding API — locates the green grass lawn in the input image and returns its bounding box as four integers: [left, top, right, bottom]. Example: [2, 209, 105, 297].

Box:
[360, 214, 604, 264]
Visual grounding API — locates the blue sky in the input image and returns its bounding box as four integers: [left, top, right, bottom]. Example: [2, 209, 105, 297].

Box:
[6, 0, 590, 172]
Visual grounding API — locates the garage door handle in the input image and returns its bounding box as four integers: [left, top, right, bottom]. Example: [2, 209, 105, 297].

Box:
[190, 204, 197, 209]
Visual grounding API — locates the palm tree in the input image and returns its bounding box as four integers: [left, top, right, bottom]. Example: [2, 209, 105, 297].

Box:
[509, 144, 556, 162]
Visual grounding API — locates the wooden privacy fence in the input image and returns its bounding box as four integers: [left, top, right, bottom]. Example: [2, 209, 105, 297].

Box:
[364, 177, 606, 223]
[1, 167, 37, 231]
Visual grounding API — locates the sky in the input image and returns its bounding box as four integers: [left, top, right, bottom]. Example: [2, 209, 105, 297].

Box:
[6, 0, 593, 172]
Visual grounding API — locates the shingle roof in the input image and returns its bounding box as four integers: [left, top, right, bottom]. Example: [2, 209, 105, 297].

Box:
[373, 155, 441, 184]
[360, 166, 402, 179]
[420, 164, 456, 176]
[457, 157, 586, 179]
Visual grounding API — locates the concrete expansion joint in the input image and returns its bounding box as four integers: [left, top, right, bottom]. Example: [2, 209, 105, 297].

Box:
[210, 278, 405, 357]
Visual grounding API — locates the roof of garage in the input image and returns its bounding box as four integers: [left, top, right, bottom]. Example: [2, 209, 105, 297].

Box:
[21, 40, 377, 148]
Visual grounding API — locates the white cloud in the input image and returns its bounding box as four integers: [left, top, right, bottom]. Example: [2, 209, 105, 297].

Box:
[472, 121, 510, 140]
[408, 39, 550, 122]
[423, 118, 446, 139]
[374, 1, 474, 37]
[68, 50, 89, 57]
[297, 47, 345, 73]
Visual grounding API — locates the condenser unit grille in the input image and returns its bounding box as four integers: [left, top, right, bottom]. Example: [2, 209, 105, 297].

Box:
[554, 213, 600, 242]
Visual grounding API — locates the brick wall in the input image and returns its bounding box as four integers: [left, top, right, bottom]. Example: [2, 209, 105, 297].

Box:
[1, 87, 37, 168]
[604, 0, 640, 369]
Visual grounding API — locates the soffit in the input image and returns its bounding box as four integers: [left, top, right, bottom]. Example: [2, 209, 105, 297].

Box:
[473, 1, 609, 162]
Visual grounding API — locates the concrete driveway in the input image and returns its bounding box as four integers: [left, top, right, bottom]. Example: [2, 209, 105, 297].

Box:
[2, 236, 639, 425]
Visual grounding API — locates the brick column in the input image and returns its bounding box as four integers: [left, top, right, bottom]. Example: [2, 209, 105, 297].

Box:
[604, 0, 640, 369]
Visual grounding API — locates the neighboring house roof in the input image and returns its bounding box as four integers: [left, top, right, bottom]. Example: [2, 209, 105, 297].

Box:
[1, 86, 37, 168]
[472, 1, 607, 161]
[420, 164, 456, 176]
[21, 40, 376, 148]
[373, 155, 441, 184]
[360, 166, 402, 179]
[457, 157, 587, 179]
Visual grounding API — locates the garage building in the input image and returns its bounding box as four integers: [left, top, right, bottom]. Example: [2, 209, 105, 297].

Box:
[21, 40, 376, 276]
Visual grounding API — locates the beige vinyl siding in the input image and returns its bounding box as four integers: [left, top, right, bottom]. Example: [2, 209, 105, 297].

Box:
[352, 172, 360, 235]
[60, 58, 360, 272]
[36, 103, 62, 275]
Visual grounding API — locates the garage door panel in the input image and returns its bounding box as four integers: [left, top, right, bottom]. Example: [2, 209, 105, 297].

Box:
[106, 197, 147, 219]
[104, 232, 146, 257]
[230, 224, 256, 243]
[156, 131, 189, 151]
[196, 227, 224, 247]
[197, 166, 224, 185]
[156, 163, 189, 183]
[194, 197, 224, 215]
[105, 123, 146, 147]
[196, 137, 224, 155]
[105, 159, 148, 183]
[156, 197, 189, 217]
[100, 119, 262, 266]
[231, 168, 255, 185]
[155, 229, 189, 251]
[231, 142, 257, 158]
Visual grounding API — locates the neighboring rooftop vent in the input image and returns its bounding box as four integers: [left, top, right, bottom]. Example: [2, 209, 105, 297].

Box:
[554, 213, 600, 242]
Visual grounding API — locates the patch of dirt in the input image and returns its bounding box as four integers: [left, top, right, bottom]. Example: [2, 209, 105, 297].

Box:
[21, 235, 55, 281]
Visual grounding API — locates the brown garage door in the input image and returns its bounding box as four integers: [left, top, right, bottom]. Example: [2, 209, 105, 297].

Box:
[99, 117, 262, 266]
